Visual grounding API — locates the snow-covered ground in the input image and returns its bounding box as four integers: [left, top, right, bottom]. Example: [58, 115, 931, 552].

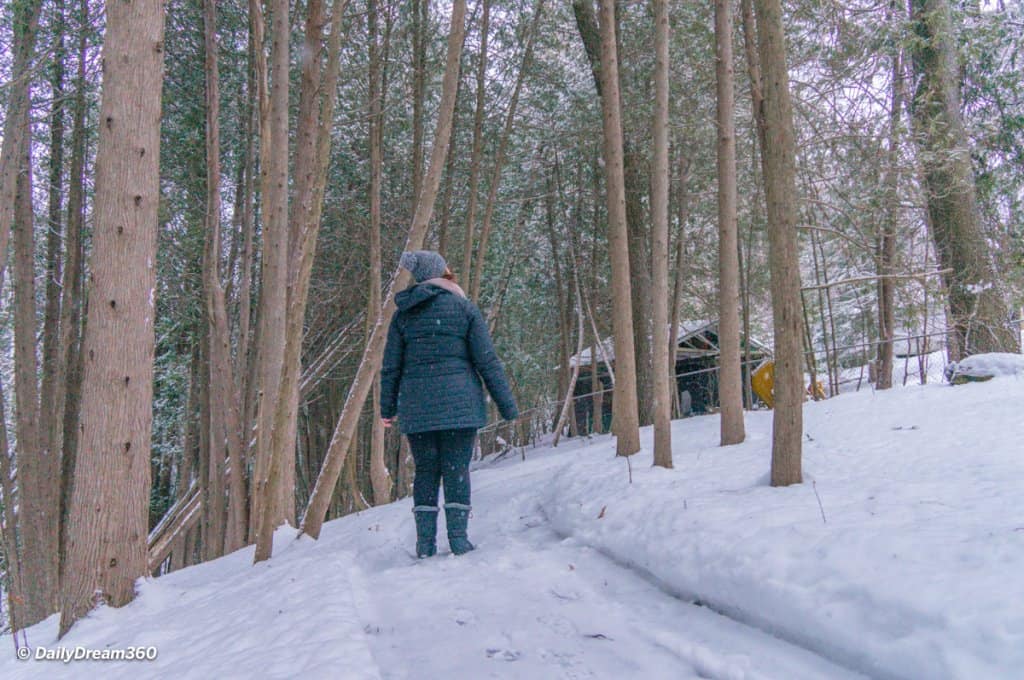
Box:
[4, 374, 1023, 679]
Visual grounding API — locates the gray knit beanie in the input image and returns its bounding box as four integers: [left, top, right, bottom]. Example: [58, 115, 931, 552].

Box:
[399, 250, 447, 283]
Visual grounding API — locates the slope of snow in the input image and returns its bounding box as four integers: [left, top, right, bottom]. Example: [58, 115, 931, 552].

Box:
[3, 375, 1022, 679]
[542, 376, 1024, 679]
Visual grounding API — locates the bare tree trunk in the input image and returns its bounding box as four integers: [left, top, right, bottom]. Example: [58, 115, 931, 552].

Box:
[909, 0, 1018, 356]
[740, 0, 765, 149]
[461, 0, 489, 283]
[0, 380, 28, 631]
[244, 0, 269, 542]
[553, 250, 586, 447]
[40, 0, 68, 556]
[301, 0, 468, 539]
[876, 10, 902, 389]
[753, 0, 803, 487]
[202, 0, 227, 560]
[436, 99, 458, 259]
[251, 0, 293, 560]
[572, 0, 652, 428]
[0, 0, 42, 291]
[257, 0, 349, 561]
[171, 349, 200, 571]
[411, 0, 428, 206]
[203, 0, 247, 556]
[468, 0, 544, 302]
[58, 0, 90, 574]
[597, 0, 640, 457]
[236, 102, 256, 393]
[15, 136, 60, 626]
[715, 0, 745, 446]
[368, 0, 392, 505]
[591, 346, 604, 433]
[59, 0, 166, 635]
[669, 153, 690, 417]
[740, 0, 763, 411]
[650, 0, 672, 467]
[546, 176, 572, 419]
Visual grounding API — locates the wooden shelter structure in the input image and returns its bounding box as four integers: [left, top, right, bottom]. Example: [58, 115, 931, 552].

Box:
[567, 320, 772, 433]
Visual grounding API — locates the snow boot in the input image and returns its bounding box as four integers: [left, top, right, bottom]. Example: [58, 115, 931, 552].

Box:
[413, 506, 439, 558]
[444, 503, 475, 555]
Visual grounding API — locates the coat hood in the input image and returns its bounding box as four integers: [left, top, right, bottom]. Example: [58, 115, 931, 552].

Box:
[394, 279, 466, 312]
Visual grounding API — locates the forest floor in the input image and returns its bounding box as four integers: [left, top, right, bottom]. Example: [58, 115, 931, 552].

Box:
[3, 371, 1023, 679]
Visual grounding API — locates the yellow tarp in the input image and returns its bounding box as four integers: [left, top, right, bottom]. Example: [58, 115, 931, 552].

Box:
[750, 360, 825, 408]
[751, 360, 775, 408]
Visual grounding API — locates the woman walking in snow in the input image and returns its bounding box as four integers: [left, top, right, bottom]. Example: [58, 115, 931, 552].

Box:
[381, 250, 519, 557]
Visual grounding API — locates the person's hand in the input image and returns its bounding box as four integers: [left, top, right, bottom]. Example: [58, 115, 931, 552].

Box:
[382, 417, 395, 428]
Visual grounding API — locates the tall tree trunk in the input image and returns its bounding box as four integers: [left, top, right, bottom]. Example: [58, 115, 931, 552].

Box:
[202, 0, 227, 560]
[740, 0, 764, 410]
[0, 379, 28, 631]
[257, 0, 349, 562]
[411, 0, 428, 206]
[669, 152, 690, 417]
[40, 0, 68, 558]
[0, 0, 42, 290]
[301, 0, 468, 539]
[572, 0, 652, 427]
[203, 0, 246, 557]
[244, 0, 270, 542]
[59, 0, 90, 576]
[753, 0, 803, 486]
[59, 0, 166, 635]
[251, 0, 292, 560]
[236, 78, 256, 397]
[15, 136, 59, 626]
[468, 0, 544, 302]
[715, 0, 745, 446]
[171, 348, 200, 571]
[368, 0, 392, 505]
[909, 0, 1018, 357]
[650, 0, 672, 467]
[876, 33, 901, 390]
[597, 0, 640, 457]
[461, 0, 489, 283]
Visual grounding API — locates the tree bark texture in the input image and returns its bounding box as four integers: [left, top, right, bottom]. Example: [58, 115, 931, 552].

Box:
[461, 0, 489, 284]
[0, 0, 42, 292]
[753, 0, 803, 486]
[58, 0, 90, 577]
[572, 0, 653, 427]
[59, 0, 166, 635]
[650, 0, 672, 467]
[597, 0, 640, 457]
[715, 0, 746, 446]
[368, 0, 393, 506]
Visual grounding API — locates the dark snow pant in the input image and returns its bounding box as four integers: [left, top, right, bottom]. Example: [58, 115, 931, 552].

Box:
[407, 428, 477, 509]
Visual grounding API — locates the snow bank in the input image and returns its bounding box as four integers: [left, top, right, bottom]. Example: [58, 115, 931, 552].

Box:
[947, 352, 1024, 381]
[541, 377, 1024, 679]
[2, 526, 380, 680]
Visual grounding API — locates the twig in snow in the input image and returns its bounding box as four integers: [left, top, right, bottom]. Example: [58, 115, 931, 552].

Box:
[813, 480, 827, 524]
[626, 454, 633, 484]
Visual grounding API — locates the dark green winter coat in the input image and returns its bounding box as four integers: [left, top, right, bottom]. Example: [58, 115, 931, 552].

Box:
[380, 280, 519, 434]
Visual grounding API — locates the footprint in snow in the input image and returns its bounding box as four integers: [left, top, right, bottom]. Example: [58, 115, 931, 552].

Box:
[486, 648, 522, 661]
[539, 648, 596, 679]
[454, 608, 476, 626]
[537, 614, 577, 636]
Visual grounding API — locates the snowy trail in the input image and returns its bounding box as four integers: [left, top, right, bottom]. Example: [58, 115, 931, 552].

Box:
[8, 376, 1022, 678]
[324, 439, 866, 680]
